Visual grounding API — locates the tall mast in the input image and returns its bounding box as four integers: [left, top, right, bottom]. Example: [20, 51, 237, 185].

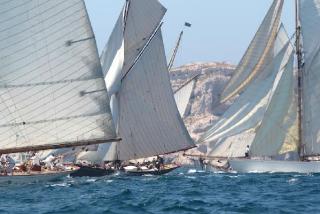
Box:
[168, 30, 184, 71]
[168, 22, 192, 70]
[295, 0, 304, 158]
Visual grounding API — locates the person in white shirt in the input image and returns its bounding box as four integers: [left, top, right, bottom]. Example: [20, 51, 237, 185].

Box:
[245, 145, 250, 158]
[43, 154, 57, 170]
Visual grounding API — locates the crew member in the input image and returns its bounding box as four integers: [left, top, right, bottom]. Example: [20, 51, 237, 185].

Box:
[245, 145, 250, 158]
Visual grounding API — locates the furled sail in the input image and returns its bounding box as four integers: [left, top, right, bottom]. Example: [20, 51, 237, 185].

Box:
[220, 0, 283, 102]
[116, 28, 195, 160]
[0, 0, 116, 153]
[250, 51, 299, 157]
[174, 75, 198, 118]
[198, 26, 291, 158]
[299, 0, 320, 156]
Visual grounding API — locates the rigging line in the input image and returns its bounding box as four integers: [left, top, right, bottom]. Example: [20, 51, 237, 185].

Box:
[168, 31, 183, 71]
[0, 27, 88, 75]
[0, 62, 96, 106]
[2, 47, 93, 90]
[0, 82, 105, 126]
[0, 22, 88, 66]
[121, 22, 164, 82]
[0, 80, 100, 125]
[173, 73, 201, 94]
[123, 0, 131, 35]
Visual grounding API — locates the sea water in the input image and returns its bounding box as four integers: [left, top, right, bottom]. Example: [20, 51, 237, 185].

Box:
[0, 168, 319, 214]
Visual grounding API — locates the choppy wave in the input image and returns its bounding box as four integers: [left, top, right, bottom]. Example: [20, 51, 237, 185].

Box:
[1, 167, 320, 213]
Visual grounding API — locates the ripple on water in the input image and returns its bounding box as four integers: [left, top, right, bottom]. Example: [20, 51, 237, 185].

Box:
[2, 168, 320, 213]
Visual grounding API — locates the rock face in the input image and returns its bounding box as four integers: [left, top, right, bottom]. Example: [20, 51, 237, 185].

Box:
[170, 62, 235, 142]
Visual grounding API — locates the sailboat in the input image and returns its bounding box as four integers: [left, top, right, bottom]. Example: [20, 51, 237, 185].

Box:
[228, 0, 320, 173]
[74, 0, 195, 176]
[0, 0, 119, 182]
[197, 0, 320, 173]
[193, 0, 288, 171]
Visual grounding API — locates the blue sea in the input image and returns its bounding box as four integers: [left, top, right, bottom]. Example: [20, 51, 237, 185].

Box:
[1, 168, 319, 214]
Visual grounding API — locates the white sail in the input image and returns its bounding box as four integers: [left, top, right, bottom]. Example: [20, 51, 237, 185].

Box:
[250, 51, 298, 157]
[198, 27, 290, 157]
[221, 0, 283, 102]
[78, 0, 169, 162]
[117, 28, 194, 160]
[0, 0, 116, 153]
[299, 0, 320, 156]
[174, 76, 198, 118]
[121, 0, 167, 76]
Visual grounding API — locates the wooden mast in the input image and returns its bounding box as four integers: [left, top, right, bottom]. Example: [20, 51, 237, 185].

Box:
[168, 30, 184, 71]
[295, 0, 304, 159]
[168, 23, 192, 71]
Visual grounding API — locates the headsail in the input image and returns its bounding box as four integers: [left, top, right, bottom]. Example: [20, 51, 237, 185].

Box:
[220, 0, 283, 102]
[198, 26, 291, 158]
[174, 75, 199, 118]
[0, 0, 116, 153]
[250, 50, 298, 157]
[299, 0, 320, 156]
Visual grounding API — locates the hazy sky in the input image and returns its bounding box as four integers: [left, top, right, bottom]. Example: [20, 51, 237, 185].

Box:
[85, 0, 295, 67]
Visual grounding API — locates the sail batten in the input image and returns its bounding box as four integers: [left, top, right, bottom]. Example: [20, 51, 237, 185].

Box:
[0, 0, 116, 152]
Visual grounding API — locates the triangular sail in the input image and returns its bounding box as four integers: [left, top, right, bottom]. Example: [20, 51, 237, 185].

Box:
[0, 0, 116, 153]
[117, 28, 195, 160]
[78, 0, 166, 163]
[198, 26, 291, 158]
[174, 75, 198, 118]
[121, 0, 167, 78]
[299, 0, 320, 156]
[250, 51, 299, 157]
[220, 0, 283, 102]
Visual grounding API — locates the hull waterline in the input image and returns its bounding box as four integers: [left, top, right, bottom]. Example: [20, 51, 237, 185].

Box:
[70, 166, 115, 177]
[0, 170, 76, 184]
[229, 159, 320, 173]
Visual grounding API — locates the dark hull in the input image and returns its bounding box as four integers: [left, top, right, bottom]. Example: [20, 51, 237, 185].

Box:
[70, 166, 115, 177]
[125, 165, 180, 176]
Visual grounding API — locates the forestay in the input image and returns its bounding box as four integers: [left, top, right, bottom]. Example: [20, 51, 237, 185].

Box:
[0, 0, 116, 153]
[220, 0, 283, 102]
[117, 29, 195, 160]
[198, 26, 291, 158]
[299, 0, 320, 156]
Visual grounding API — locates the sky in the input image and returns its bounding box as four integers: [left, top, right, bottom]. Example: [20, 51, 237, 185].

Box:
[84, 0, 295, 67]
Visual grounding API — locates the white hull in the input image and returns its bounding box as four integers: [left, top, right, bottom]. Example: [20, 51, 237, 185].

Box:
[0, 170, 75, 184]
[229, 159, 320, 173]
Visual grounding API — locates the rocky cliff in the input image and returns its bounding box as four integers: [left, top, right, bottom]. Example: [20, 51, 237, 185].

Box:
[170, 62, 235, 142]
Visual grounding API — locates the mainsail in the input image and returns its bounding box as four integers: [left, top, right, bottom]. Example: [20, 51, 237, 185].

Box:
[79, 0, 194, 162]
[220, 0, 283, 102]
[198, 26, 291, 158]
[116, 28, 194, 160]
[0, 0, 116, 154]
[299, 0, 320, 156]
